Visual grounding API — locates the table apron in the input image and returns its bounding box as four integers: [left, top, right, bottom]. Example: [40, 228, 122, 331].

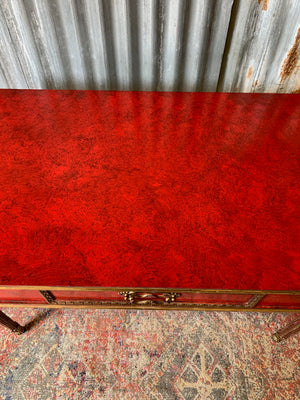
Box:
[0, 288, 299, 312]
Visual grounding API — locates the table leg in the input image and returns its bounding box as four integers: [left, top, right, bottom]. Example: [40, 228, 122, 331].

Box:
[272, 318, 300, 342]
[0, 310, 25, 335]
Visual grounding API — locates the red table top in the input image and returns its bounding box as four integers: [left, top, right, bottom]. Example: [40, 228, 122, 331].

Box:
[0, 90, 299, 290]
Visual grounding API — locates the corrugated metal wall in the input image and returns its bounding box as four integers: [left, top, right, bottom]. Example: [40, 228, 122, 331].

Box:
[0, 0, 300, 92]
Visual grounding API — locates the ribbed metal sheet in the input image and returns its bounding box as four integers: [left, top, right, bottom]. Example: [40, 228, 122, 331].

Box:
[218, 0, 300, 93]
[0, 0, 299, 92]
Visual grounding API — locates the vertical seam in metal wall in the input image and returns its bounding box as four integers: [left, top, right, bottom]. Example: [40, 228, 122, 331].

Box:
[198, 0, 217, 91]
[101, 0, 116, 90]
[156, 0, 165, 91]
[216, 0, 239, 92]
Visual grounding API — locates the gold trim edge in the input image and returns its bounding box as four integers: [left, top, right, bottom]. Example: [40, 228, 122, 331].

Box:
[0, 302, 299, 313]
[0, 285, 299, 295]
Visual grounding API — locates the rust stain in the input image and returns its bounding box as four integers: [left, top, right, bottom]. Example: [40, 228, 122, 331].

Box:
[247, 66, 253, 79]
[292, 87, 300, 94]
[258, 0, 269, 11]
[253, 80, 258, 88]
[280, 27, 300, 82]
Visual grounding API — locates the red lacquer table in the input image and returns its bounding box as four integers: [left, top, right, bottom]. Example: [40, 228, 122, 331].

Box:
[0, 90, 299, 335]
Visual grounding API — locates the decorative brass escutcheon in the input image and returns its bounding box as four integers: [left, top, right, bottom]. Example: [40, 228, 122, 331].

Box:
[119, 291, 181, 304]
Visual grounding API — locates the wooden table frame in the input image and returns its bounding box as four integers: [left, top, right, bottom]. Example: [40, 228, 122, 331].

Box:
[1, 286, 299, 341]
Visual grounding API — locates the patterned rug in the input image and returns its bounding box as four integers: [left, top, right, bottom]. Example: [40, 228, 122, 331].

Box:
[0, 308, 299, 399]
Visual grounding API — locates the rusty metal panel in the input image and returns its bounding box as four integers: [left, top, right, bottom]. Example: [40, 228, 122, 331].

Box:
[0, 0, 299, 93]
[0, 0, 233, 91]
[219, 0, 300, 93]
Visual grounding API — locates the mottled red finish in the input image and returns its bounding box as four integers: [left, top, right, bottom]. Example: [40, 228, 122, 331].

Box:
[0, 290, 47, 304]
[0, 90, 299, 290]
[259, 294, 300, 308]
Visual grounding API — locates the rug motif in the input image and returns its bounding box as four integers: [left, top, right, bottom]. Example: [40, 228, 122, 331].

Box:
[0, 309, 299, 399]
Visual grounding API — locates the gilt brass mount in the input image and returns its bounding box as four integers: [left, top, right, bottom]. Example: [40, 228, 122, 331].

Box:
[119, 291, 181, 304]
[40, 290, 181, 306]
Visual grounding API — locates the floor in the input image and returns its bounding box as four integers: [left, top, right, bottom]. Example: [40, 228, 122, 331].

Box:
[0, 308, 299, 399]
